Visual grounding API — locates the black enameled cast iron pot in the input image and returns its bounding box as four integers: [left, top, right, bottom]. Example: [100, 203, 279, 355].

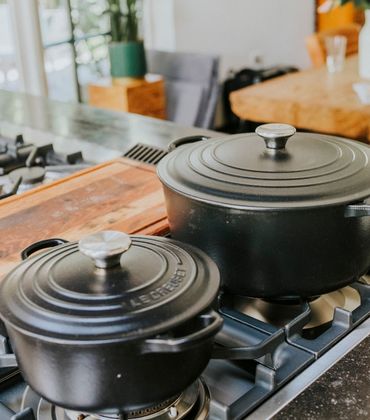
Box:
[157, 124, 370, 299]
[0, 231, 222, 414]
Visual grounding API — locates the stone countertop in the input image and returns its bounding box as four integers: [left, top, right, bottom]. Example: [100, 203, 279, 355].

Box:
[273, 335, 370, 420]
[0, 89, 220, 163]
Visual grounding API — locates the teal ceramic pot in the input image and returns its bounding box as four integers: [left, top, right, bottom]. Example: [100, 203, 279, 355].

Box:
[109, 41, 147, 78]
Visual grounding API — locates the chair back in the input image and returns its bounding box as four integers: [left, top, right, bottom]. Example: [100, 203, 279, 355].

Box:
[146, 50, 219, 129]
[305, 23, 361, 67]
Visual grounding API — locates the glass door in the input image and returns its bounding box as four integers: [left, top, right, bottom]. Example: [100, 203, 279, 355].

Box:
[0, 0, 19, 92]
[38, 0, 110, 102]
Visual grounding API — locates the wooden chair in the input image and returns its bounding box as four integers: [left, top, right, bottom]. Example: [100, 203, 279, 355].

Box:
[305, 24, 361, 68]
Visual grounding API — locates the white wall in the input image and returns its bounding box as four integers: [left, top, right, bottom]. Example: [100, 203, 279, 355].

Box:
[143, 0, 176, 51]
[145, 0, 315, 78]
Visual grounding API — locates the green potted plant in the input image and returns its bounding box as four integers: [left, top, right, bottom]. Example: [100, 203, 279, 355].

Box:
[319, 0, 370, 78]
[106, 0, 147, 79]
[319, 0, 370, 11]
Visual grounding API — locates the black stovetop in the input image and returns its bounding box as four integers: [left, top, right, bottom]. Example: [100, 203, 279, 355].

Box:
[0, 277, 369, 420]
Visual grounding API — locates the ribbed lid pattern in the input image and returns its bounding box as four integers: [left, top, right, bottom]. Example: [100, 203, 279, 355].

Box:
[158, 130, 370, 209]
[0, 236, 219, 343]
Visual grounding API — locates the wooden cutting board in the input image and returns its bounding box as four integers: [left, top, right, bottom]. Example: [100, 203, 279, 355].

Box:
[0, 158, 169, 278]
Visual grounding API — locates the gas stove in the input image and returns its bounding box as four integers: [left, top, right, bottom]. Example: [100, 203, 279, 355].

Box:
[0, 128, 369, 419]
[0, 276, 369, 419]
[0, 133, 90, 199]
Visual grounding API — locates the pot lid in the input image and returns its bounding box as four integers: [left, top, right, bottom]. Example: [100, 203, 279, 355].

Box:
[157, 124, 370, 209]
[0, 231, 219, 343]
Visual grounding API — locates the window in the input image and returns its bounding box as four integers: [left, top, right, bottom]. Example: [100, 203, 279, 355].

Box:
[0, 0, 19, 92]
[39, 0, 110, 102]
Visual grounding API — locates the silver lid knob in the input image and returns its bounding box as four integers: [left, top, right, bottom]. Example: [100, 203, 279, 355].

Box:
[256, 123, 296, 150]
[79, 231, 132, 268]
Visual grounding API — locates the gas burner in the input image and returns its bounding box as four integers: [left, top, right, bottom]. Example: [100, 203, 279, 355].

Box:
[0, 135, 90, 199]
[21, 379, 210, 420]
[226, 285, 361, 330]
[9, 166, 46, 185]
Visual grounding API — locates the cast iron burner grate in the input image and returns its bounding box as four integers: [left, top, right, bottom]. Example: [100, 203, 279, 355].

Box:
[204, 277, 370, 419]
[0, 134, 89, 199]
[17, 379, 210, 420]
[123, 143, 167, 165]
[0, 279, 369, 420]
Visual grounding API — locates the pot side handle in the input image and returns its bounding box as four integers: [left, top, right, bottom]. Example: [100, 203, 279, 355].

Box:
[139, 310, 223, 354]
[167, 135, 210, 153]
[0, 334, 17, 368]
[344, 203, 370, 218]
[21, 238, 69, 260]
[0, 353, 17, 368]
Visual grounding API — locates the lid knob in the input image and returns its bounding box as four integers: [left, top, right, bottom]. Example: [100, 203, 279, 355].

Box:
[78, 231, 132, 268]
[256, 123, 296, 150]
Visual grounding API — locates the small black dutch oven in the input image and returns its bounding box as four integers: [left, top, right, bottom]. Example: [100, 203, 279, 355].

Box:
[157, 123, 370, 299]
[0, 231, 222, 414]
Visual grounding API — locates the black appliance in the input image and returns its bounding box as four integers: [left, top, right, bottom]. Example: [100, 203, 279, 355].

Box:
[222, 66, 298, 133]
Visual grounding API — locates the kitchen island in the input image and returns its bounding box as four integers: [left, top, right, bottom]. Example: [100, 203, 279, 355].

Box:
[0, 89, 219, 163]
[273, 334, 370, 420]
[0, 88, 220, 278]
[0, 89, 368, 420]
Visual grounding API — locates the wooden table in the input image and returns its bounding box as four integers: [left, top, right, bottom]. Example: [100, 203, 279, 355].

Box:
[230, 55, 370, 142]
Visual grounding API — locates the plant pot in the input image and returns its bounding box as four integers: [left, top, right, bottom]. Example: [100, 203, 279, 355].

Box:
[109, 40, 147, 78]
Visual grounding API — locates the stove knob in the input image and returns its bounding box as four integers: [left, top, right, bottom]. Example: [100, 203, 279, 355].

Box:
[78, 231, 132, 268]
[256, 123, 296, 150]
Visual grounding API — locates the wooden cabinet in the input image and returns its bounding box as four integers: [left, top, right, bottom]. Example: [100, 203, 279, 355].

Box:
[88, 75, 167, 120]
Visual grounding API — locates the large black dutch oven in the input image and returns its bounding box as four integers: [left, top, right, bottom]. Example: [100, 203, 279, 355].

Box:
[157, 123, 370, 299]
[0, 231, 222, 414]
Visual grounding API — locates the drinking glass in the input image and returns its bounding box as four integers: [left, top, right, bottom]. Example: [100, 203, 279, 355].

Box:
[325, 36, 347, 73]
